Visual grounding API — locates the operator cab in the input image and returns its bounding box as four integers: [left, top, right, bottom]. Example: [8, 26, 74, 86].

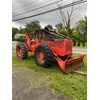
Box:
[35, 27, 63, 41]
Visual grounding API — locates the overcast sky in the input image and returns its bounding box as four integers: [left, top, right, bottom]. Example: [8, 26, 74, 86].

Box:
[12, 0, 87, 29]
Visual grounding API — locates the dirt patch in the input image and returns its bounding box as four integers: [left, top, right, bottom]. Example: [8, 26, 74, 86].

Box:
[12, 67, 72, 100]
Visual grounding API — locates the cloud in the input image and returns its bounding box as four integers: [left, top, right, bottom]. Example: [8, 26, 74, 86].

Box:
[12, 22, 25, 29]
[12, 0, 87, 28]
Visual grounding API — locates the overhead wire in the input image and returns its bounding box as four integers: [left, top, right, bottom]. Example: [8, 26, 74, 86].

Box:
[13, 0, 55, 12]
[12, 0, 87, 21]
[13, 0, 39, 10]
[13, 0, 63, 17]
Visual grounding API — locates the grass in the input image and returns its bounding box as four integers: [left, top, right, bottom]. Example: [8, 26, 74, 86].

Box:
[12, 52, 87, 100]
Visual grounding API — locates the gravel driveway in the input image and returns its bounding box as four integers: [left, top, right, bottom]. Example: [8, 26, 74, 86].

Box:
[12, 67, 72, 100]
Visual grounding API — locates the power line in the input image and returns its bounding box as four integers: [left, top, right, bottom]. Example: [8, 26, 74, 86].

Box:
[12, 0, 36, 6]
[13, 0, 55, 12]
[13, 0, 39, 10]
[13, 0, 86, 21]
[12, 0, 87, 22]
[13, 0, 63, 17]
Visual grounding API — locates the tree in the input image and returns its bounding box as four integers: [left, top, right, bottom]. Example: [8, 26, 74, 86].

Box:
[55, 23, 63, 30]
[55, 23, 68, 36]
[12, 27, 19, 40]
[71, 28, 78, 46]
[76, 16, 87, 46]
[46, 24, 53, 30]
[72, 28, 81, 46]
[19, 27, 26, 34]
[57, 0, 77, 37]
[25, 20, 41, 37]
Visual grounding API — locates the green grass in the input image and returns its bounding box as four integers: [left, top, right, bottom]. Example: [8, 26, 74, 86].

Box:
[12, 52, 87, 100]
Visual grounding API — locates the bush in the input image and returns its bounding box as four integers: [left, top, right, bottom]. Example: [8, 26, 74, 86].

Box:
[15, 36, 26, 41]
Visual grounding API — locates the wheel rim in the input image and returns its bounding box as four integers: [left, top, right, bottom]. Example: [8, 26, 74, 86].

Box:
[16, 46, 22, 57]
[39, 53, 45, 60]
[36, 50, 45, 64]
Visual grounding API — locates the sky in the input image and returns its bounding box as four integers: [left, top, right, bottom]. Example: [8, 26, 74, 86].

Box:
[12, 0, 87, 29]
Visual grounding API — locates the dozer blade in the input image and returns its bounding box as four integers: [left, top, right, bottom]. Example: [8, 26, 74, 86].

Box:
[64, 55, 85, 73]
[54, 54, 85, 73]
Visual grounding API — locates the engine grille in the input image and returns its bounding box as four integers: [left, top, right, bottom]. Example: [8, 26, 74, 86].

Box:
[66, 42, 72, 51]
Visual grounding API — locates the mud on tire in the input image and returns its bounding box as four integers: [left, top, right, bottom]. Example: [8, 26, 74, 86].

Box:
[34, 45, 54, 68]
[16, 42, 28, 59]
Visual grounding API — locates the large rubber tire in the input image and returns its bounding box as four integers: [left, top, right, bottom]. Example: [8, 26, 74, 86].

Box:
[34, 45, 54, 68]
[16, 42, 28, 59]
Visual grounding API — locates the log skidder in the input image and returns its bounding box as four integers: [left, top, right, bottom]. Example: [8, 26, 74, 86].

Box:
[16, 28, 85, 73]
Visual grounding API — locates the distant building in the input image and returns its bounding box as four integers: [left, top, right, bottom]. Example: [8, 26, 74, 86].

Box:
[14, 33, 25, 39]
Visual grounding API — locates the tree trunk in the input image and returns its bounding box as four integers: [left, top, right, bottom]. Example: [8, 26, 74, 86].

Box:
[82, 42, 85, 47]
[77, 41, 80, 46]
[73, 41, 76, 46]
[73, 38, 76, 46]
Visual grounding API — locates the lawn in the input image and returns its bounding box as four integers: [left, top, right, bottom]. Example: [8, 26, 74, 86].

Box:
[12, 52, 87, 100]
